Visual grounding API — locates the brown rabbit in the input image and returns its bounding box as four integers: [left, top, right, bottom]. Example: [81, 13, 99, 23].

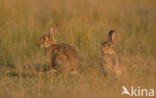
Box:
[38, 24, 78, 73]
[101, 30, 121, 77]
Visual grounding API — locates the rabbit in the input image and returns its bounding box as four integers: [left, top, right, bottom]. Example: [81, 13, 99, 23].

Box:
[101, 30, 121, 77]
[38, 24, 78, 73]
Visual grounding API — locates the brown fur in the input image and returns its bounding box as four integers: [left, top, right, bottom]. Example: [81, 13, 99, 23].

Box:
[38, 24, 78, 73]
[101, 30, 121, 77]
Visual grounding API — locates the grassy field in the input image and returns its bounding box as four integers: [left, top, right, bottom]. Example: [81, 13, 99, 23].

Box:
[0, 0, 156, 97]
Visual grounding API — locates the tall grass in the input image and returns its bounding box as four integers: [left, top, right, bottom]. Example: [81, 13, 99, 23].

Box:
[0, 0, 156, 98]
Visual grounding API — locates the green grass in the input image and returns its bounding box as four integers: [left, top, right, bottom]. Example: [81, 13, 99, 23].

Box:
[0, 0, 156, 98]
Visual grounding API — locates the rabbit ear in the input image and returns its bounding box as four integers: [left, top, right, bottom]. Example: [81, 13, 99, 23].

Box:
[49, 24, 56, 36]
[49, 24, 57, 43]
[108, 30, 117, 44]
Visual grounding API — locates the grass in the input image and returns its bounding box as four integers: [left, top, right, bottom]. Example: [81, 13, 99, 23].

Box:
[0, 0, 156, 98]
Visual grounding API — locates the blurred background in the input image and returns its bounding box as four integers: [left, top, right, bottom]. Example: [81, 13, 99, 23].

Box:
[0, 0, 156, 98]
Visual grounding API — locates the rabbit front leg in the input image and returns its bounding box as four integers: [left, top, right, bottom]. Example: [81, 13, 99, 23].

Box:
[49, 58, 57, 73]
[46, 51, 57, 72]
[50, 60, 55, 70]
[101, 56, 108, 76]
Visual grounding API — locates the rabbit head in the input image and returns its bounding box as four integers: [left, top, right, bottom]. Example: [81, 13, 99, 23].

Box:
[102, 30, 117, 54]
[38, 24, 56, 48]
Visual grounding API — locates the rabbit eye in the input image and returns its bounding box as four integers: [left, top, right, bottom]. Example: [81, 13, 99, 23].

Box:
[43, 38, 46, 41]
[108, 44, 111, 47]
